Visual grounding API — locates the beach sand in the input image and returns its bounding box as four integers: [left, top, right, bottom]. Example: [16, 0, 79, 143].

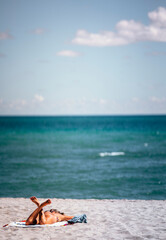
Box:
[0, 198, 166, 240]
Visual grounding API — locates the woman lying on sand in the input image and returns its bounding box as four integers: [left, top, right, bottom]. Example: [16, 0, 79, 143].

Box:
[26, 197, 74, 225]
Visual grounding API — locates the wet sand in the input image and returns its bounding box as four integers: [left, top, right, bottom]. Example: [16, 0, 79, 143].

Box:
[1, 198, 166, 240]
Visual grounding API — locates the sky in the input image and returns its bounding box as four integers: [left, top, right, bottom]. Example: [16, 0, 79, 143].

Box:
[0, 0, 166, 115]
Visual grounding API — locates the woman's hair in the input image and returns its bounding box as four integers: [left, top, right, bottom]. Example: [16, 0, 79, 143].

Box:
[50, 209, 64, 215]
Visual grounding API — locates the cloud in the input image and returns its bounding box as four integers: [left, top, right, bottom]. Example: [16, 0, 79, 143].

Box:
[34, 94, 44, 102]
[148, 6, 166, 27]
[72, 7, 166, 46]
[57, 50, 80, 57]
[0, 99, 28, 112]
[1, 96, 166, 115]
[99, 98, 107, 105]
[132, 97, 139, 102]
[0, 31, 13, 40]
[150, 96, 166, 103]
[32, 28, 46, 35]
[0, 97, 46, 115]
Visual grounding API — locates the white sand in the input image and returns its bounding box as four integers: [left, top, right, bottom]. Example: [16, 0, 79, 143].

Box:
[0, 198, 166, 240]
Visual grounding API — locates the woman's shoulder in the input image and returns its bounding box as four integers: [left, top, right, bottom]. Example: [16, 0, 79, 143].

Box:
[44, 210, 52, 216]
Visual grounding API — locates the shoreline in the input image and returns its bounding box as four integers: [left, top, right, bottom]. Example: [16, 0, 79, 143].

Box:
[1, 198, 166, 240]
[1, 197, 166, 200]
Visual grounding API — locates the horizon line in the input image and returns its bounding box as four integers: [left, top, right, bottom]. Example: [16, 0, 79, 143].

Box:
[0, 113, 166, 117]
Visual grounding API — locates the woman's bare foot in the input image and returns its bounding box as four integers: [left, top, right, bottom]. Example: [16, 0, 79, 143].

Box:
[46, 199, 51, 204]
[30, 196, 40, 207]
[40, 199, 52, 208]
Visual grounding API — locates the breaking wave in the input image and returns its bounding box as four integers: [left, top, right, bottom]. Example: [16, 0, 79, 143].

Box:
[99, 152, 125, 157]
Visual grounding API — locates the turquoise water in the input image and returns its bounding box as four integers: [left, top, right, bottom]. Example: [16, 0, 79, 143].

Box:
[0, 116, 166, 199]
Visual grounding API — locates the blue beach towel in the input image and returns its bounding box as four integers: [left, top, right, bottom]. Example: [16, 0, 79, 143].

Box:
[68, 214, 87, 224]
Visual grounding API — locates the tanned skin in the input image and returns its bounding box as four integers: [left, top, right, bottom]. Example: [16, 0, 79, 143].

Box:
[26, 197, 74, 225]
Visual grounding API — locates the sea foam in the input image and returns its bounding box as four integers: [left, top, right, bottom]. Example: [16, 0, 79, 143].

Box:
[99, 152, 125, 157]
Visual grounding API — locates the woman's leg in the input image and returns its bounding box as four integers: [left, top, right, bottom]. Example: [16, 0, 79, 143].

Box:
[29, 196, 40, 224]
[38, 210, 47, 225]
[63, 215, 74, 221]
[30, 196, 47, 224]
[30, 196, 40, 207]
[26, 199, 51, 225]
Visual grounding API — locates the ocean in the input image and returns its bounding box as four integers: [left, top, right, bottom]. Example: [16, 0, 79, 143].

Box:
[0, 116, 166, 200]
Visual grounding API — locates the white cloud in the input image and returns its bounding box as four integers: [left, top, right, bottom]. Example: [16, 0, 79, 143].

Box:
[20, 100, 26, 106]
[99, 98, 107, 105]
[0, 97, 46, 115]
[150, 96, 166, 103]
[132, 97, 139, 102]
[34, 94, 44, 102]
[32, 28, 46, 35]
[72, 7, 166, 46]
[57, 50, 80, 57]
[148, 6, 166, 27]
[1, 96, 166, 115]
[0, 99, 28, 112]
[0, 31, 13, 40]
